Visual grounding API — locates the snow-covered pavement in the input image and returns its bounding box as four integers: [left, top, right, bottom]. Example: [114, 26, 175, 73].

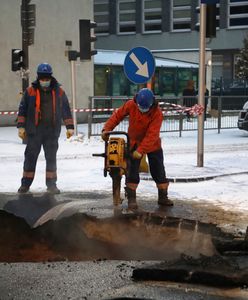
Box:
[0, 125, 247, 215]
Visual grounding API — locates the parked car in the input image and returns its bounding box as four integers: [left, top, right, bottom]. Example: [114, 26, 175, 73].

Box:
[237, 101, 248, 131]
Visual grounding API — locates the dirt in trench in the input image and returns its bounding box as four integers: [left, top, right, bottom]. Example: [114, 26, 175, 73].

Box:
[0, 210, 117, 262]
[0, 208, 246, 262]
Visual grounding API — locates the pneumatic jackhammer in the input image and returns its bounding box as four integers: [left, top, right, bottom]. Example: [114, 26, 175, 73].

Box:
[93, 131, 130, 207]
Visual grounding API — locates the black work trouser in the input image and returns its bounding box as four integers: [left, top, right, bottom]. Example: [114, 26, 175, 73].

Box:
[21, 124, 59, 188]
[126, 148, 169, 187]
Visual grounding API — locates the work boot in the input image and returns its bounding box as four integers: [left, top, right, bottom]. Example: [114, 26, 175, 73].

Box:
[125, 186, 138, 209]
[47, 185, 60, 194]
[17, 185, 30, 193]
[158, 189, 173, 206]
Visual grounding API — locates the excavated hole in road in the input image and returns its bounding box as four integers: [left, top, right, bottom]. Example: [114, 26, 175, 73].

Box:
[0, 209, 247, 288]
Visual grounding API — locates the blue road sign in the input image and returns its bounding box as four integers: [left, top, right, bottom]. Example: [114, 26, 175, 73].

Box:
[124, 47, 155, 84]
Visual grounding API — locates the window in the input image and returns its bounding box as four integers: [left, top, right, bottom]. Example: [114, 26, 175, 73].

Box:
[228, 0, 248, 28]
[112, 67, 129, 96]
[159, 69, 177, 96]
[172, 0, 191, 32]
[212, 55, 224, 82]
[94, 0, 109, 35]
[117, 0, 136, 34]
[215, 2, 220, 29]
[142, 0, 162, 33]
[94, 66, 110, 95]
[178, 69, 194, 94]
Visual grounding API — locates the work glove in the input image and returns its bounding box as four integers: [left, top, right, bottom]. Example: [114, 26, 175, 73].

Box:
[18, 128, 26, 140]
[132, 150, 142, 160]
[66, 129, 74, 139]
[101, 130, 109, 142]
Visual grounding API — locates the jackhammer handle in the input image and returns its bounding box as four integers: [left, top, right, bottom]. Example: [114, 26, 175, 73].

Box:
[92, 153, 106, 157]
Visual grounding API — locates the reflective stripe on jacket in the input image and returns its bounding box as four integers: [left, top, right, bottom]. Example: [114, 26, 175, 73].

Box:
[103, 99, 163, 154]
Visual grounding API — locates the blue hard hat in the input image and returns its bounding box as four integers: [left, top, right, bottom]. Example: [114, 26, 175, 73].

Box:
[136, 88, 154, 112]
[37, 63, 53, 75]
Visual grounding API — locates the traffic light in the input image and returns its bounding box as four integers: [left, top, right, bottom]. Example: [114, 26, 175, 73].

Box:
[11, 49, 24, 71]
[195, 4, 217, 38]
[79, 19, 97, 60]
[21, 2, 36, 45]
[206, 4, 217, 38]
[195, 6, 200, 32]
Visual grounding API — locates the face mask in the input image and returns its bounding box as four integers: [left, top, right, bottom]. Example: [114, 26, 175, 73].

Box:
[39, 80, 51, 88]
[138, 105, 150, 113]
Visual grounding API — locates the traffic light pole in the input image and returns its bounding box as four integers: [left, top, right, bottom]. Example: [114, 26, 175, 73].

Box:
[68, 51, 80, 136]
[21, 0, 30, 92]
[70, 60, 78, 136]
[197, 3, 207, 167]
[66, 20, 97, 136]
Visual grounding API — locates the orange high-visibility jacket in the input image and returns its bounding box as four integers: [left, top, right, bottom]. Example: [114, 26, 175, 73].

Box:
[103, 99, 163, 154]
[17, 78, 74, 137]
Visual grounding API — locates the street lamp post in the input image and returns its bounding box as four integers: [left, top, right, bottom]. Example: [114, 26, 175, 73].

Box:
[197, 3, 207, 167]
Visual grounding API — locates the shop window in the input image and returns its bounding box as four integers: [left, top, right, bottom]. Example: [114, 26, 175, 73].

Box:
[94, 66, 110, 96]
[112, 67, 130, 96]
[178, 69, 195, 95]
[159, 69, 177, 96]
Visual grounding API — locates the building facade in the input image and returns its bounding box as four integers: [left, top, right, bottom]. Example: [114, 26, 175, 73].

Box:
[0, 0, 93, 125]
[94, 0, 248, 90]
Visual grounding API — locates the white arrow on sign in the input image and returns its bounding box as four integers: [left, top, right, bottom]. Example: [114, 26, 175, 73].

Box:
[129, 52, 149, 78]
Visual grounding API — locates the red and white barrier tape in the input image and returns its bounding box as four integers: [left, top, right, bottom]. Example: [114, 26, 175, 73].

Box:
[74, 103, 204, 116]
[0, 111, 18, 115]
[160, 102, 204, 116]
[0, 104, 204, 116]
[74, 108, 115, 113]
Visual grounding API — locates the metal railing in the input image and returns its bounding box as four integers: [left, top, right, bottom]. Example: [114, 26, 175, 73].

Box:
[87, 95, 247, 138]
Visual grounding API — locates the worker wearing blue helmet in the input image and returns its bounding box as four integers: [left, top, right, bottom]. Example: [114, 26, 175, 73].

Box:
[102, 88, 173, 209]
[135, 88, 154, 113]
[17, 63, 74, 194]
[37, 62, 53, 75]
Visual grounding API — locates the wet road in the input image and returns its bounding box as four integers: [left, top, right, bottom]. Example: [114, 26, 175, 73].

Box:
[0, 191, 247, 234]
[1, 260, 248, 300]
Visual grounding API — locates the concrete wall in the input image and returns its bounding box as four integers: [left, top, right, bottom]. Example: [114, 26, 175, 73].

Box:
[0, 0, 93, 125]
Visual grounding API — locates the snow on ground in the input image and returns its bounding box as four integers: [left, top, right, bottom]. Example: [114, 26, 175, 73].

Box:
[0, 125, 247, 214]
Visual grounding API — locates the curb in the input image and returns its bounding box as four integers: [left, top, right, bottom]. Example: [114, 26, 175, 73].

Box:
[140, 170, 248, 183]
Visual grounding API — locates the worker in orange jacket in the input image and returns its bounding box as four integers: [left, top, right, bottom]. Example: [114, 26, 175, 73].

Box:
[102, 88, 173, 209]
